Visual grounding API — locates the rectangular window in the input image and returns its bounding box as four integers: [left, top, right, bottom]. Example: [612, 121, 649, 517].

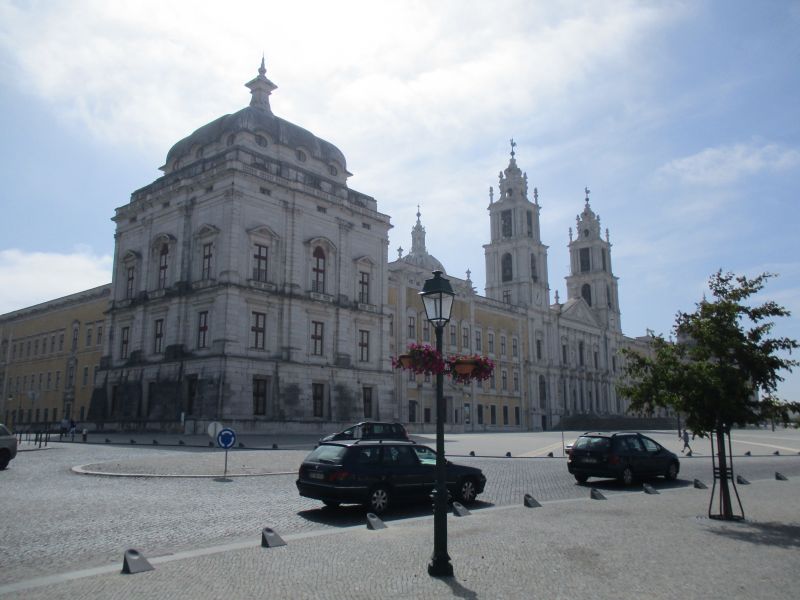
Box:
[197, 312, 209, 349]
[253, 244, 268, 282]
[580, 247, 590, 272]
[424, 407, 431, 423]
[515, 406, 520, 425]
[503, 405, 509, 425]
[462, 326, 470, 348]
[477, 404, 484, 425]
[82, 366, 89, 387]
[153, 319, 164, 353]
[97, 326, 103, 346]
[601, 249, 607, 271]
[358, 271, 370, 304]
[59, 334, 64, 351]
[201, 243, 213, 280]
[422, 320, 430, 342]
[512, 338, 518, 357]
[55, 371, 61, 390]
[513, 371, 519, 392]
[362, 387, 373, 419]
[501, 335, 507, 356]
[449, 325, 456, 346]
[312, 321, 324, 356]
[126, 266, 135, 298]
[120, 326, 130, 359]
[251, 312, 266, 349]
[490, 405, 497, 425]
[490, 371, 496, 390]
[536, 339, 542, 360]
[47, 372, 52, 390]
[526, 210, 533, 237]
[488, 333, 494, 354]
[579, 341, 585, 366]
[502, 290, 511, 304]
[359, 330, 370, 362]
[312, 383, 324, 417]
[158, 244, 169, 289]
[562, 344, 568, 365]
[502, 369, 508, 391]
[501, 210, 512, 237]
[594, 351, 599, 369]
[475, 331, 482, 352]
[253, 377, 268, 416]
[34, 339, 39, 356]
[86, 327, 93, 348]
[71, 329, 78, 350]
[407, 316, 415, 339]
[67, 366, 75, 388]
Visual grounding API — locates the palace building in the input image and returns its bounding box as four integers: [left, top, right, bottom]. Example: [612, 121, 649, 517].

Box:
[0, 60, 656, 433]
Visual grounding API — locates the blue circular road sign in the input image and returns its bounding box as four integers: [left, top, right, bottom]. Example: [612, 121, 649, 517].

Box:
[216, 428, 236, 449]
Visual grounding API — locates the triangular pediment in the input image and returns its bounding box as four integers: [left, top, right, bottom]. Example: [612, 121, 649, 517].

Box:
[559, 298, 600, 327]
[247, 224, 279, 241]
[195, 224, 220, 239]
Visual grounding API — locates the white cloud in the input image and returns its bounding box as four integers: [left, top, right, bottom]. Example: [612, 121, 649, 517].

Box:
[656, 142, 800, 187]
[0, 249, 112, 315]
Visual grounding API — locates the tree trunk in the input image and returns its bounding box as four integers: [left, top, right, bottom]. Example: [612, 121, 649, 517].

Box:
[715, 424, 734, 520]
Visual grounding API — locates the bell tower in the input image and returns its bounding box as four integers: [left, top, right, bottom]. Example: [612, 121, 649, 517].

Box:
[484, 140, 550, 308]
[565, 188, 621, 332]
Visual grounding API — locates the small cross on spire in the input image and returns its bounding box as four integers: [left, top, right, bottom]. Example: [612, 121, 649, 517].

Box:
[510, 138, 517, 158]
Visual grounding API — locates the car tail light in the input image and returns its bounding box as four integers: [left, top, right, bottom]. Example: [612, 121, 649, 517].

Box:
[607, 454, 620, 465]
[328, 470, 351, 482]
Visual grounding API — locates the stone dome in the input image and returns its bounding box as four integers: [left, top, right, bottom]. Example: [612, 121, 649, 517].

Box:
[162, 59, 347, 173]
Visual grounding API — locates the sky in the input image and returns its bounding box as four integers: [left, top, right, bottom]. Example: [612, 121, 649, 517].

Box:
[0, 0, 798, 401]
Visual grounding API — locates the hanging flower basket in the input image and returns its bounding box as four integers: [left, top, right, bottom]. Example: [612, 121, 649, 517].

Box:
[391, 343, 445, 375]
[447, 354, 495, 384]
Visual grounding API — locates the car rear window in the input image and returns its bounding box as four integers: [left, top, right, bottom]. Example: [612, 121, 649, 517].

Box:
[574, 436, 610, 451]
[305, 445, 348, 464]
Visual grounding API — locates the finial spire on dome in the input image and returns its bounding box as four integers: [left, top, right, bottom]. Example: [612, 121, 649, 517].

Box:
[416, 204, 421, 223]
[584, 186, 591, 205]
[510, 137, 517, 158]
[245, 56, 278, 113]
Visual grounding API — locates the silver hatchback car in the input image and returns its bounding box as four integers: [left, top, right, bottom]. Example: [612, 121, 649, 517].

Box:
[0, 423, 18, 470]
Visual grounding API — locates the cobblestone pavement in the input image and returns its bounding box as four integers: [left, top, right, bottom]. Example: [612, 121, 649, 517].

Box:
[2, 434, 799, 587]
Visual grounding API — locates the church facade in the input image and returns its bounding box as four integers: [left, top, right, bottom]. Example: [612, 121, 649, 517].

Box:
[1, 61, 655, 433]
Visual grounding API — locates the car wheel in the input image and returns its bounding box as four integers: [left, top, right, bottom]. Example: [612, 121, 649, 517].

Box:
[574, 474, 589, 484]
[620, 466, 634, 486]
[368, 486, 390, 514]
[457, 477, 478, 504]
[322, 500, 340, 508]
[0, 450, 9, 470]
[665, 461, 679, 481]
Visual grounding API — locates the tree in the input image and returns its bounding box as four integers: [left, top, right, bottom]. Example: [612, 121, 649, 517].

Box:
[619, 271, 799, 520]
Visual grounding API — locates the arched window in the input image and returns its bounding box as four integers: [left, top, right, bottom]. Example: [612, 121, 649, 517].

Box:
[581, 283, 592, 306]
[501, 253, 513, 282]
[158, 244, 169, 289]
[312, 246, 326, 293]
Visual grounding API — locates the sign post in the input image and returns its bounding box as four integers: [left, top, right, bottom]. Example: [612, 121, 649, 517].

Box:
[216, 427, 236, 482]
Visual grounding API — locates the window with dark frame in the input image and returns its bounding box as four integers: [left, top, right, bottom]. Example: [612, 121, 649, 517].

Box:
[253, 377, 268, 416]
[512, 337, 518, 357]
[501, 210, 512, 237]
[530, 254, 538, 281]
[536, 339, 542, 360]
[359, 329, 369, 362]
[201, 243, 213, 280]
[197, 311, 209, 348]
[501, 369, 508, 391]
[120, 326, 129, 359]
[126, 266, 135, 298]
[312, 383, 324, 417]
[253, 244, 268, 282]
[490, 405, 497, 425]
[501, 335, 507, 356]
[407, 315, 415, 339]
[251, 312, 266, 349]
[158, 244, 169, 289]
[362, 387, 372, 419]
[312, 321, 324, 355]
[86, 328, 92, 348]
[503, 290, 511, 304]
[503, 405, 509, 425]
[153, 319, 164, 353]
[358, 271, 370, 304]
[488, 333, 494, 353]
[527, 210, 533, 237]
[462, 326, 469, 348]
[449, 325, 456, 346]
[475, 330, 482, 352]
[501, 253, 513, 282]
[579, 247, 590, 272]
[96, 326, 103, 346]
[312, 246, 326, 293]
[422, 320, 430, 342]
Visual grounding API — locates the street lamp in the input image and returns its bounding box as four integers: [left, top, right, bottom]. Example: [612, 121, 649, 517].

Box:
[419, 270, 455, 577]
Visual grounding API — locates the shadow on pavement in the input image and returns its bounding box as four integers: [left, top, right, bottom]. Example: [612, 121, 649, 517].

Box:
[297, 499, 495, 528]
[576, 477, 695, 492]
[705, 520, 800, 549]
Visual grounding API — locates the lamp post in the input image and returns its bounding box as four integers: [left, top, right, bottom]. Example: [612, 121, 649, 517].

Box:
[419, 270, 455, 577]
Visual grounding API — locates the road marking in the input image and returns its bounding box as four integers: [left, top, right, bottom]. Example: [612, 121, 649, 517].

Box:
[519, 441, 565, 457]
[731, 440, 800, 453]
